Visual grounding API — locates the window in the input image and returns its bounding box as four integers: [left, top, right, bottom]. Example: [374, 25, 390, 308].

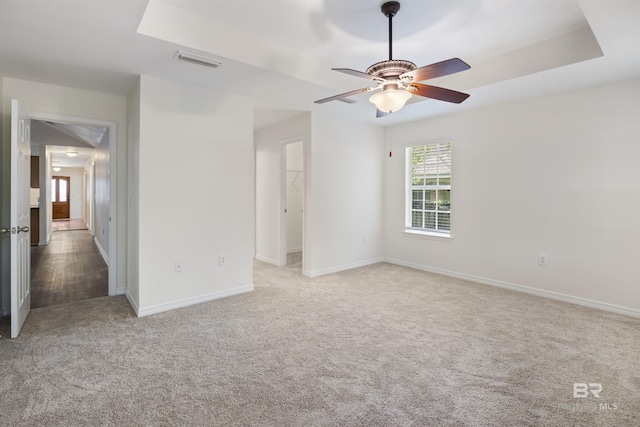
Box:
[406, 142, 451, 236]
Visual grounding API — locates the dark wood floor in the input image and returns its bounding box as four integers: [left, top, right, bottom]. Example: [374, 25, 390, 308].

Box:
[31, 230, 108, 309]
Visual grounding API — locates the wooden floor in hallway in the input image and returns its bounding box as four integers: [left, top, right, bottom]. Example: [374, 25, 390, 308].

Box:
[31, 230, 108, 309]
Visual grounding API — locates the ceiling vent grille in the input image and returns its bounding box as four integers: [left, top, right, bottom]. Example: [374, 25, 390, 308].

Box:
[174, 50, 222, 68]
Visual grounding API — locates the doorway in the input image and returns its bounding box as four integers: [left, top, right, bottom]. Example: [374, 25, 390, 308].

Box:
[282, 141, 304, 269]
[51, 176, 70, 219]
[28, 114, 116, 302]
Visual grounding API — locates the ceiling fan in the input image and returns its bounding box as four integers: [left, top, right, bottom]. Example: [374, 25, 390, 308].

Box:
[314, 1, 471, 117]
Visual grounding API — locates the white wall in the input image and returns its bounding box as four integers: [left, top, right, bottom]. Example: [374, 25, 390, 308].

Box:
[126, 77, 140, 311]
[92, 130, 110, 259]
[286, 141, 303, 253]
[135, 76, 254, 315]
[384, 78, 640, 315]
[1, 77, 127, 295]
[306, 112, 385, 276]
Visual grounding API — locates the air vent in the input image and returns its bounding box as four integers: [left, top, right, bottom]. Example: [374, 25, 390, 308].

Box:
[174, 50, 222, 68]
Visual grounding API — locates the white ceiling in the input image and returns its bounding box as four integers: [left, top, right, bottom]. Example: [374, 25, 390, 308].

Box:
[31, 120, 100, 168]
[48, 145, 95, 169]
[1, 0, 638, 129]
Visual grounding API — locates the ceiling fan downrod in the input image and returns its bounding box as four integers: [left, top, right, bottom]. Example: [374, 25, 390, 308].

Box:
[381, 1, 401, 60]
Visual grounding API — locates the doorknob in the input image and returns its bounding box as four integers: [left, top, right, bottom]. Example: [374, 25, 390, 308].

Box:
[0, 227, 10, 234]
[17, 226, 29, 233]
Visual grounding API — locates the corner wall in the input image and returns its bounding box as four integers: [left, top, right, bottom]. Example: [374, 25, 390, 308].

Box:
[384, 78, 640, 315]
[126, 78, 140, 312]
[135, 76, 255, 315]
[306, 112, 385, 276]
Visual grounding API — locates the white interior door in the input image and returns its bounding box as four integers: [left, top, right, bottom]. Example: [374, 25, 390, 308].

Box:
[10, 99, 31, 338]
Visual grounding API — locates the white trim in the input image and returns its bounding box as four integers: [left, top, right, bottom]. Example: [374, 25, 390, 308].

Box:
[94, 237, 109, 267]
[255, 254, 280, 266]
[116, 288, 126, 296]
[385, 258, 640, 319]
[404, 229, 453, 239]
[136, 285, 254, 318]
[304, 257, 384, 278]
[287, 248, 302, 254]
[125, 290, 139, 315]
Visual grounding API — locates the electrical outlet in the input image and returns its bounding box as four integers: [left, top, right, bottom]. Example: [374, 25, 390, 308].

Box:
[538, 254, 548, 266]
[219, 255, 226, 267]
[175, 261, 183, 272]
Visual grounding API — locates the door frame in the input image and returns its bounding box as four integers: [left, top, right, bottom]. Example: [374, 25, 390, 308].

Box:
[279, 138, 305, 269]
[28, 111, 118, 297]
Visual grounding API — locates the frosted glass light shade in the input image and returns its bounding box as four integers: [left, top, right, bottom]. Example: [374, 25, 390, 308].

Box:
[369, 89, 411, 113]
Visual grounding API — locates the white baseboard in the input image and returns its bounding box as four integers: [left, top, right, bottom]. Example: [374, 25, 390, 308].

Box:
[2, 305, 10, 317]
[305, 257, 384, 278]
[385, 258, 640, 319]
[116, 288, 126, 296]
[287, 248, 302, 254]
[125, 290, 140, 315]
[94, 237, 109, 267]
[255, 254, 280, 266]
[136, 284, 254, 318]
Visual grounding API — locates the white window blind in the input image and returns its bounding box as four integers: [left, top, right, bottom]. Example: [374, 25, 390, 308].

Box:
[406, 142, 451, 235]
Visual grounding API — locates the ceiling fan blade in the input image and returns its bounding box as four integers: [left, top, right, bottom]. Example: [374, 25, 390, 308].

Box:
[314, 87, 373, 104]
[409, 83, 470, 104]
[333, 68, 385, 83]
[376, 109, 389, 118]
[401, 58, 470, 82]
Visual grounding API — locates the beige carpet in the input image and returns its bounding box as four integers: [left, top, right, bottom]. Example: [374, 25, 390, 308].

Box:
[0, 261, 638, 426]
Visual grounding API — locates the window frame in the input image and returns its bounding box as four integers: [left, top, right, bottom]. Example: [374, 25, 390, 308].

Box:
[404, 141, 453, 238]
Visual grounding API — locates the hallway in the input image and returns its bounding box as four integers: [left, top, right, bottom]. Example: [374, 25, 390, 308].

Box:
[31, 230, 108, 309]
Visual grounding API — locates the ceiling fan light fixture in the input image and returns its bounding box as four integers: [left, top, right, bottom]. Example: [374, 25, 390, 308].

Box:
[313, 1, 470, 116]
[53, 166, 61, 172]
[66, 151, 78, 157]
[369, 89, 411, 113]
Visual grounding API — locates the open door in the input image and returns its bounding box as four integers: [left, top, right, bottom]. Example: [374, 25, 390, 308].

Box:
[9, 99, 31, 338]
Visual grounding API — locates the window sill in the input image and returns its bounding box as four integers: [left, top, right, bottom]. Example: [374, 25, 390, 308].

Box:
[403, 229, 453, 240]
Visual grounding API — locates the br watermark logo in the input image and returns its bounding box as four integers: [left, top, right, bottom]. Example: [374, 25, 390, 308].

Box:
[573, 383, 602, 398]
[557, 383, 619, 411]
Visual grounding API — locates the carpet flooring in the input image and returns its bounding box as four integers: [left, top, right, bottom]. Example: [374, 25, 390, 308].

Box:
[0, 261, 638, 426]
